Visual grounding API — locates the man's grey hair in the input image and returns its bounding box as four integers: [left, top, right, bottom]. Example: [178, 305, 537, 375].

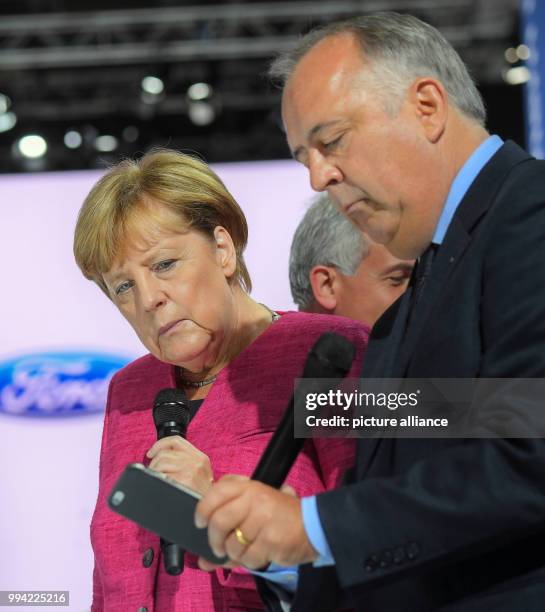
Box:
[289, 195, 369, 309]
[269, 12, 486, 126]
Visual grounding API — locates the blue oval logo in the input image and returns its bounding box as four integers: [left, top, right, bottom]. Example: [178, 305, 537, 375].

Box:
[0, 351, 131, 417]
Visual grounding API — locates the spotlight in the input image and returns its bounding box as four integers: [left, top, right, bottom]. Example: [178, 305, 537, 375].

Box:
[504, 47, 518, 64]
[0, 111, 16, 133]
[122, 125, 139, 143]
[187, 82, 212, 101]
[0, 93, 11, 114]
[141, 76, 164, 95]
[64, 130, 82, 149]
[17, 134, 48, 159]
[516, 44, 531, 61]
[141, 91, 162, 105]
[94, 135, 118, 152]
[188, 101, 215, 126]
[503, 66, 530, 85]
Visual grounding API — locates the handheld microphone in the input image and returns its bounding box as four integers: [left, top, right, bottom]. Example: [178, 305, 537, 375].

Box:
[251, 332, 356, 488]
[153, 388, 192, 576]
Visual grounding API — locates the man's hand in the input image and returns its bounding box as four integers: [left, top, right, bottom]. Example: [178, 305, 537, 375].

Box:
[194, 474, 319, 570]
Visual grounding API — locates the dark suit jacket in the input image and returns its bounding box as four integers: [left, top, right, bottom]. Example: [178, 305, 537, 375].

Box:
[289, 141, 545, 611]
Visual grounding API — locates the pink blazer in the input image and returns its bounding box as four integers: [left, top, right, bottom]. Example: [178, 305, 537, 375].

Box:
[90, 311, 369, 611]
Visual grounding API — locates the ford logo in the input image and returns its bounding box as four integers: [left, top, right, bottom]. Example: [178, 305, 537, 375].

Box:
[0, 351, 131, 417]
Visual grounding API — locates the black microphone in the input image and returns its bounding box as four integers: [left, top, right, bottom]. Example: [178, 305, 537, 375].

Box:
[251, 332, 356, 488]
[153, 388, 192, 576]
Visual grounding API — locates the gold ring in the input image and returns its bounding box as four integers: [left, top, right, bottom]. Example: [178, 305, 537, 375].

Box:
[234, 527, 251, 547]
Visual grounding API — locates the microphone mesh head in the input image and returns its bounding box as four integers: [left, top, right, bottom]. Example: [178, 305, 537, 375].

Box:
[304, 332, 356, 378]
[153, 388, 191, 430]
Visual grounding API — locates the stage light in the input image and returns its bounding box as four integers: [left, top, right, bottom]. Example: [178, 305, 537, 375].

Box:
[94, 135, 118, 152]
[188, 101, 215, 126]
[503, 66, 530, 85]
[187, 82, 212, 101]
[516, 44, 530, 61]
[64, 130, 82, 149]
[122, 125, 139, 143]
[17, 135, 48, 159]
[0, 111, 16, 133]
[140, 92, 161, 105]
[141, 76, 164, 95]
[504, 47, 518, 64]
[0, 93, 10, 114]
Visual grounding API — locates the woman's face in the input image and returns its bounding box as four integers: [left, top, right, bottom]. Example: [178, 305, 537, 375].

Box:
[102, 211, 238, 373]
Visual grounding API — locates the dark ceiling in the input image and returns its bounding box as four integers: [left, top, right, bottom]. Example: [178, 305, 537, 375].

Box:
[0, 0, 524, 173]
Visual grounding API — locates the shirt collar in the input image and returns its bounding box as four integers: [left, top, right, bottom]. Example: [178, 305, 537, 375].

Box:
[432, 134, 503, 245]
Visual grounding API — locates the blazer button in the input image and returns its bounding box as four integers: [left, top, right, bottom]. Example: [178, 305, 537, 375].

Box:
[142, 548, 154, 568]
[364, 554, 379, 572]
[393, 546, 405, 564]
[405, 542, 420, 560]
[379, 550, 393, 569]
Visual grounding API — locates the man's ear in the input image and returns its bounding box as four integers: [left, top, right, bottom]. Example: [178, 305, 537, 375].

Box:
[309, 265, 338, 311]
[213, 226, 237, 279]
[409, 77, 448, 143]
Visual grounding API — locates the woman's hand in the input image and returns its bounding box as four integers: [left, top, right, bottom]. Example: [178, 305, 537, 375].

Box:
[146, 437, 214, 495]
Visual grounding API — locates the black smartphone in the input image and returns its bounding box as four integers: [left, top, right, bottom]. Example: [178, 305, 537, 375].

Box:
[107, 463, 228, 565]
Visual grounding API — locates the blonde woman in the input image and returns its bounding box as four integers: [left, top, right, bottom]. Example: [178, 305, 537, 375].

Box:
[74, 149, 369, 611]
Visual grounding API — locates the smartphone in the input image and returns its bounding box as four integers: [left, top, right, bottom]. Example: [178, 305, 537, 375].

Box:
[107, 463, 228, 564]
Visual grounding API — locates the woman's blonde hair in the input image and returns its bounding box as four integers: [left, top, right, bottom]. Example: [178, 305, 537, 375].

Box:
[74, 149, 251, 296]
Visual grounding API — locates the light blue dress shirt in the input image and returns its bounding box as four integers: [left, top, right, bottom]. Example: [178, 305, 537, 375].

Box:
[432, 135, 503, 244]
[301, 134, 504, 567]
[251, 562, 298, 592]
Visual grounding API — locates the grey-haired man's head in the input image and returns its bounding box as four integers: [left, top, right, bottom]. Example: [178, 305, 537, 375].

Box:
[290, 195, 414, 327]
[273, 12, 489, 260]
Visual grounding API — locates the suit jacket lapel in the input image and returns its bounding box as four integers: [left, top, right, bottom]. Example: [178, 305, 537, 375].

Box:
[397, 220, 470, 370]
[355, 285, 414, 476]
[361, 286, 414, 378]
[398, 140, 532, 374]
[355, 141, 532, 479]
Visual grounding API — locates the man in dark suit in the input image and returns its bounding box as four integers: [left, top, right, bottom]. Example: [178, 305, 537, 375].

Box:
[196, 13, 545, 610]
